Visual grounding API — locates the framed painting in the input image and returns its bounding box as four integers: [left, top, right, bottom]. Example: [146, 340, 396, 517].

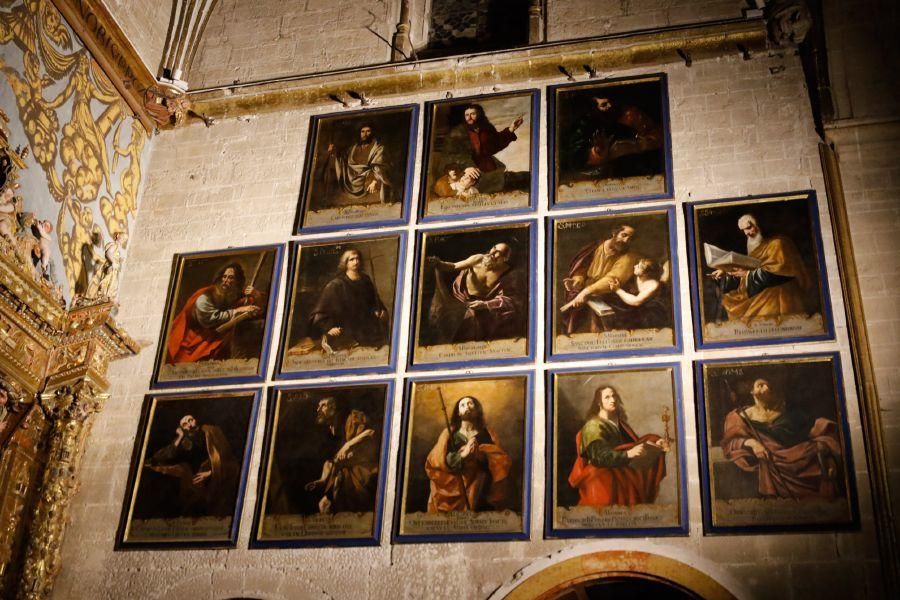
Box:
[547, 205, 681, 360]
[548, 73, 673, 208]
[151, 244, 284, 388]
[546, 364, 688, 538]
[685, 191, 835, 349]
[419, 90, 539, 222]
[295, 104, 418, 233]
[250, 381, 394, 548]
[115, 389, 260, 549]
[408, 220, 535, 370]
[695, 353, 859, 534]
[275, 232, 406, 378]
[393, 372, 533, 543]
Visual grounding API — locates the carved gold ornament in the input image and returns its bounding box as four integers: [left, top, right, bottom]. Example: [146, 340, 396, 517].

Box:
[0, 0, 145, 298]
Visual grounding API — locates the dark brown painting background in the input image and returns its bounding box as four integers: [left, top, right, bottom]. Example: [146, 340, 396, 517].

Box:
[284, 237, 399, 351]
[263, 385, 387, 517]
[131, 394, 254, 521]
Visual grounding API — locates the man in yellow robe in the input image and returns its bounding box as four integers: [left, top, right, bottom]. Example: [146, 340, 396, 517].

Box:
[712, 214, 811, 322]
[561, 224, 639, 333]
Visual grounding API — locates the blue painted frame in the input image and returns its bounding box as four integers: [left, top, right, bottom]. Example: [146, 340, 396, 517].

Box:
[273, 231, 407, 379]
[694, 352, 860, 535]
[392, 371, 534, 544]
[684, 190, 836, 350]
[407, 219, 537, 371]
[150, 243, 285, 389]
[249, 379, 395, 548]
[114, 387, 262, 550]
[294, 104, 419, 234]
[545, 204, 683, 362]
[547, 73, 674, 210]
[544, 363, 689, 539]
[417, 89, 540, 223]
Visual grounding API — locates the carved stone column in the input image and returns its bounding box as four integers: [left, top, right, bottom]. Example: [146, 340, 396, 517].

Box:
[17, 380, 105, 600]
[391, 0, 412, 61]
[529, 0, 545, 45]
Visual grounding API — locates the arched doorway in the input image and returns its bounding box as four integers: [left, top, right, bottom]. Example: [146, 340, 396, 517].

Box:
[497, 550, 737, 600]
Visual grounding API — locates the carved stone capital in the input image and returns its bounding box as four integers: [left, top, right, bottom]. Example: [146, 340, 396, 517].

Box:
[765, 0, 812, 47]
[144, 85, 215, 129]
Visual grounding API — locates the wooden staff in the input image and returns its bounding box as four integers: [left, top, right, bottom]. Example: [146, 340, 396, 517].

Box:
[437, 387, 471, 511]
[215, 253, 266, 334]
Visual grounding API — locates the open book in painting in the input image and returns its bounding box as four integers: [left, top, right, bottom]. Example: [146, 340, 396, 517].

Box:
[703, 243, 761, 270]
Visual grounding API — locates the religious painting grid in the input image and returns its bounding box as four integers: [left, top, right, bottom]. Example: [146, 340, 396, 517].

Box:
[130, 83, 854, 548]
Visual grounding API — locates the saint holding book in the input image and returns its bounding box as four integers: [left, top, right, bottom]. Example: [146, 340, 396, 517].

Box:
[706, 214, 811, 323]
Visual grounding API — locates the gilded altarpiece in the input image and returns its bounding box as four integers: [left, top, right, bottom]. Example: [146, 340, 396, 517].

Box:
[0, 2, 145, 595]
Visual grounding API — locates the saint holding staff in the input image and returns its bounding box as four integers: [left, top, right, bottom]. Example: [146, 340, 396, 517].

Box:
[425, 391, 512, 513]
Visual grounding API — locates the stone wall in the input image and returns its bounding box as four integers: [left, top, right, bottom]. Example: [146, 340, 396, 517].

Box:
[51, 50, 886, 599]
[187, 0, 748, 89]
[823, 0, 900, 549]
[189, 0, 395, 89]
[546, 0, 745, 41]
[102, 0, 171, 75]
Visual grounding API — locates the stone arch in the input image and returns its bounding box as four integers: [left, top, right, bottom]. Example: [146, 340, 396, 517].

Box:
[492, 548, 742, 600]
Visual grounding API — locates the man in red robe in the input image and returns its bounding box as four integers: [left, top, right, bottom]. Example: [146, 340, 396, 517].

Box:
[425, 396, 511, 513]
[568, 385, 668, 507]
[441, 103, 524, 195]
[165, 262, 264, 364]
[721, 378, 843, 499]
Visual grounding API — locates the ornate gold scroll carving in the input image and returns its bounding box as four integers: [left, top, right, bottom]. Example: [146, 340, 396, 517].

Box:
[0, 0, 146, 299]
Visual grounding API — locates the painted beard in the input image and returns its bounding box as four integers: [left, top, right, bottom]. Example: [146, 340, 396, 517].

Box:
[753, 389, 779, 408]
[210, 282, 241, 308]
[610, 238, 628, 253]
[746, 233, 763, 253]
[180, 428, 202, 451]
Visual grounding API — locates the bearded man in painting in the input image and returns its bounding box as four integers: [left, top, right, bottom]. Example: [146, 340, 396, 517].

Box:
[166, 262, 264, 363]
[721, 378, 842, 499]
[711, 214, 811, 322]
[425, 395, 511, 512]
